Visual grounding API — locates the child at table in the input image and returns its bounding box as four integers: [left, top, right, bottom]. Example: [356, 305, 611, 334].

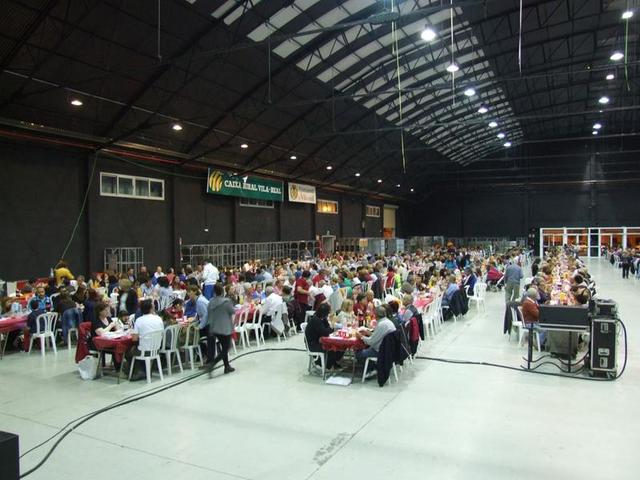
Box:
[336, 299, 356, 328]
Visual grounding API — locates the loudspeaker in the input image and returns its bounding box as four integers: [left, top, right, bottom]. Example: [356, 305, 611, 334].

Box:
[0, 431, 19, 480]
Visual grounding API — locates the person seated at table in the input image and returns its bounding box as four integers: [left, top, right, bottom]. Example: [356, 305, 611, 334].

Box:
[161, 298, 185, 324]
[20, 278, 36, 294]
[463, 268, 477, 296]
[56, 291, 80, 345]
[570, 285, 591, 305]
[355, 306, 397, 374]
[83, 288, 101, 323]
[387, 300, 402, 328]
[140, 276, 154, 298]
[186, 285, 209, 345]
[305, 303, 343, 370]
[261, 286, 283, 337]
[127, 299, 164, 380]
[24, 298, 46, 336]
[156, 277, 173, 302]
[353, 293, 367, 325]
[442, 275, 459, 307]
[170, 276, 183, 292]
[32, 284, 50, 311]
[117, 279, 138, 316]
[336, 299, 356, 327]
[252, 282, 266, 302]
[521, 288, 546, 347]
[486, 264, 503, 287]
[92, 301, 117, 338]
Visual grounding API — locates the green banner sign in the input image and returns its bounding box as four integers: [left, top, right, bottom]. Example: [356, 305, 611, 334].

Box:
[206, 169, 283, 201]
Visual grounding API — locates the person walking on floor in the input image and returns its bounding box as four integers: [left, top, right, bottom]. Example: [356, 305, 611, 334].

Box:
[205, 283, 236, 377]
[621, 250, 632, 279]
[503, 258, 523, 303]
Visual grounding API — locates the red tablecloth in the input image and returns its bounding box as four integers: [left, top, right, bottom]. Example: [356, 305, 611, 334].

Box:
[320, 335, 366, 352]
[414, 296, 434, 310]
[0, 314, 28, 334]
[92, 335, 135, 363]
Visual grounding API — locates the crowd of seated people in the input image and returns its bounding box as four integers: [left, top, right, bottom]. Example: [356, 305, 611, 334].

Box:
[1, 244, 532, 367]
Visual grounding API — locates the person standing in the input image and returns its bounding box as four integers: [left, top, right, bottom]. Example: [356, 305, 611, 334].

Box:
[621, 250, 632, 279]
[202, 260, 219, 300]
[205, 284, 236, 376]
[503, 259, 523, 303]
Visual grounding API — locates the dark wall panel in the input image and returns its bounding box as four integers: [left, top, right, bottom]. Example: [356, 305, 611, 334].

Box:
[88, 156, 172, 273]
[281, 202, 313, 240]
[174, 177, 234, 244]
[463, 193, 525, 236]
[596, 188, 640, 226]
[0, 140, 88, 279]
[236, 203, 278, 242]
[341, 196, 363, 237]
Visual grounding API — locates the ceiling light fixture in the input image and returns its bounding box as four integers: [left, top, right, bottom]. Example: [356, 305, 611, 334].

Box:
[240, 143, 249, 149]
[598, 96, 610, 104]
[497, 132, 506, 139]
[503, 141, 512, 148]
[488, 121, 498, 128]
[410, 188, 414, 192]
[622, 10, 634, 19]
[592, 131, 599, 135]
[606, 73, 615, 80]
[355, 172, 361, 177]
[420, 26, 437, 42]
[70, 99, 83, 106]
[610, 51, 624, 61]
[463, 88, 476, 97]
[478, 106, 488, 114]
[377, 179, 383, 184]
[290, 155, 297, 160]
[593, 123, 602, 130]
[446, 63, 459, 73]
[172, 123, 183, 131]
[326, 165, 333, 170]
[396, 184, 401, 188]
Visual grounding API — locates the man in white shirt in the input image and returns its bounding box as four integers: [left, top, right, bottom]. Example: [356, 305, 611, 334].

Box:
[202, 260, 219, 299]
[128, 299, 164, 380]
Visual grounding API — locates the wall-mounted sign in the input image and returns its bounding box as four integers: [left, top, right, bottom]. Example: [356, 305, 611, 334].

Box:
[288, 182, 316, 204]
[207, 169, 283, 201]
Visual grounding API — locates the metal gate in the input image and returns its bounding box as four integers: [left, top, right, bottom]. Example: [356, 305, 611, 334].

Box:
[180, 241, 316, 268]
[104, 247, 144, 274]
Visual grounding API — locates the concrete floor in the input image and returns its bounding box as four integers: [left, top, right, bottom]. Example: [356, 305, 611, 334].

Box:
[2, 258, 638, 480]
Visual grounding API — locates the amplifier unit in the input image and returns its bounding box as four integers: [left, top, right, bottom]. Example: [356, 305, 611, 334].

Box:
[590, 317, 617, 373]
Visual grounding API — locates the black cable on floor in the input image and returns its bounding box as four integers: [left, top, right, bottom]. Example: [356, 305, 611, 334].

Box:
[18, 347, 305, 478]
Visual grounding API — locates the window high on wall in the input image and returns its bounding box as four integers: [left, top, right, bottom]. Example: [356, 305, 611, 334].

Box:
[100, 172, 164, 201]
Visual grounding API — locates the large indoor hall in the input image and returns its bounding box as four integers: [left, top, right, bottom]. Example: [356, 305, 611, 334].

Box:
[0, 1, 639, 480]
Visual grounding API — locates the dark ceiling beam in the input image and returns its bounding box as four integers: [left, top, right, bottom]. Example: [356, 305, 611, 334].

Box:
[0, 0, 58, 72]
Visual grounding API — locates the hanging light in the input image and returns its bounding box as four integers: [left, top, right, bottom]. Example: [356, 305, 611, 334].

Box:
[463, 88, 476, 97]
[172, 123, 183, 131]
[420, 26, 437, 42]
[396, 184, 401, 188]
[446, 63, 459, 73]
[377, 179, 383, 183]
[497, 132, 506, 139]
[622, 10, 634, 19]
[606, 73, 615, 80]
[598, 96, 610, 104]
[290, 155, 297, 160]
[70, 99, 83, 106]
[240, 143, 249, 149]
[326, 165, 333, 170]
[593, 123, 602, 130]
[478, 106, 488, 114]
[410, 188, 414, 192]
[503, 141, 512, 148]
[355, 172, 361, 177]
[592, 131, 599, 135]
[610, 51, 624, 61]
[488, 121, 498, 128]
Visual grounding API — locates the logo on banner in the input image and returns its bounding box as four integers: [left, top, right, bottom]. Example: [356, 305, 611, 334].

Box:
[289, 183, 299, 200]
[208, 170, 224, 192]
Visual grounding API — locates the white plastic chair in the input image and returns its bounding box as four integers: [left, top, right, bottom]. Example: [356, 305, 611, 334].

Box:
[273, 304, 287, 342]
[180, 323, 204, 370]
[244, 307, 265, 347]
[234, 308, 250, 349]
[302, 328, 325, 378]
[468, 283, 487, 313]
[28, 312, 58, 356]
[155, 296, 172, 312]
[361, 356, 398, 384]
[159, 324, 183, 376]
[421, 302, 436, 339]
[128, 330, 164, 383]
[512, 306, 541, 352]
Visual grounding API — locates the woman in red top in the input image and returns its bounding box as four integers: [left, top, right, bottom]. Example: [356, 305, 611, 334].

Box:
[353, 293, 367, 326]
[294, 271, 312, 327]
